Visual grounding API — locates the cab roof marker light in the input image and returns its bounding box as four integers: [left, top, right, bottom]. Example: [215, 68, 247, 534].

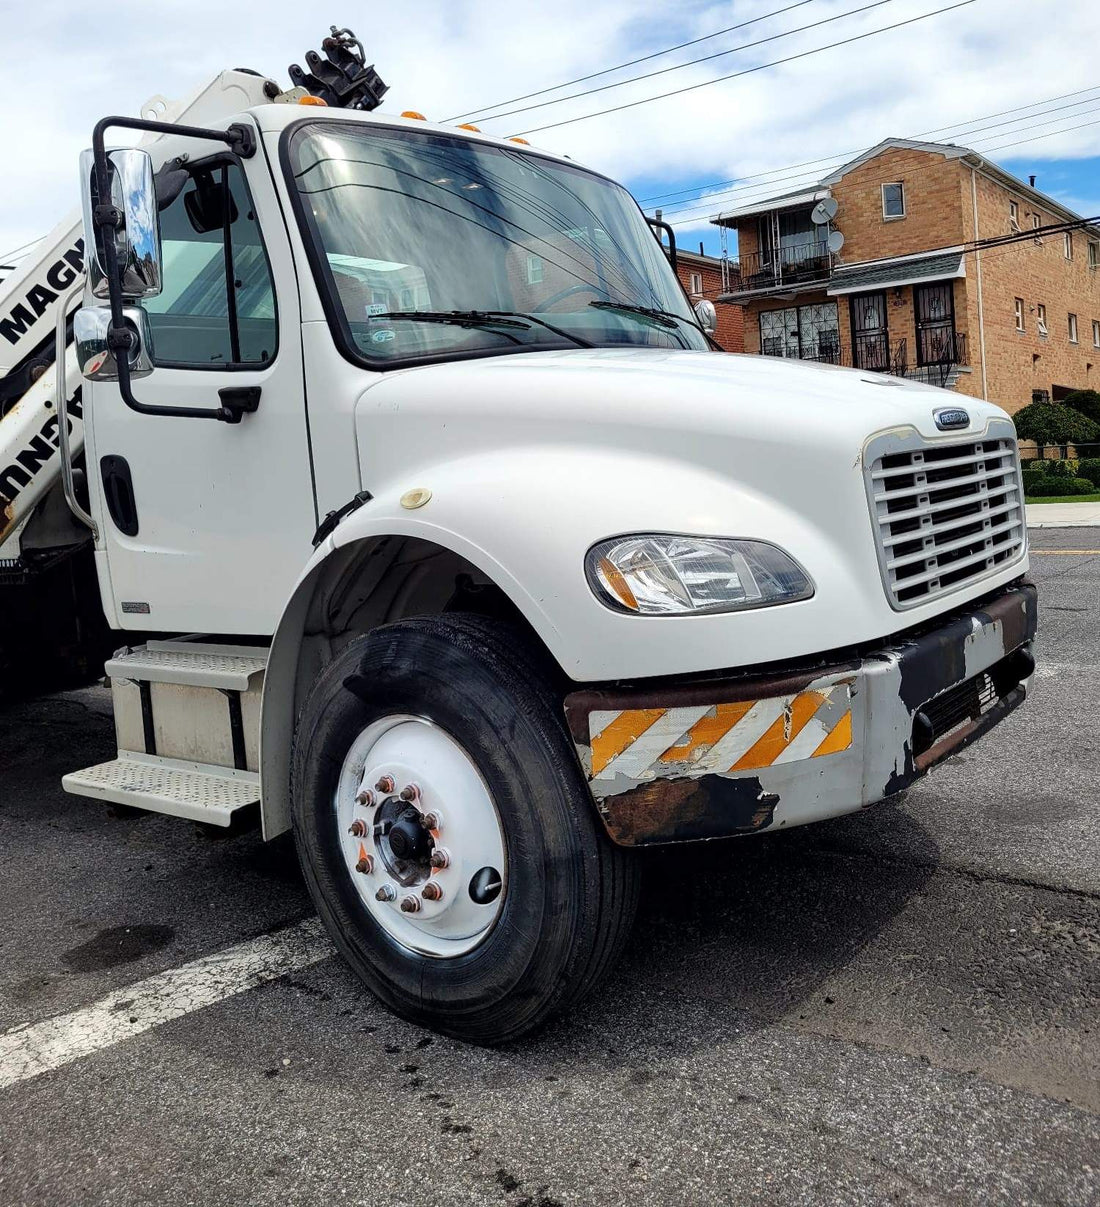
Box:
[509, 137, 530, 145]
[457, 123, 481, 132]
[401, 110, 427, 120]
[298, 95, 328, 106]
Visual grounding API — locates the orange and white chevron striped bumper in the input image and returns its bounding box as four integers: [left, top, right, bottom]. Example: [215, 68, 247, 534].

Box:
[563, 580, 1037, 847]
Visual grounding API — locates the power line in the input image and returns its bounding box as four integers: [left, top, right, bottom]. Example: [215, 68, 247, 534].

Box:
[664, 114, 1100, 229]
[446, 0, 820, 122]
[640, 84, 1100, 207]
[471, 0, 898, 126]
[658, 100, 1100, 221]
[512, 0, 977, 137]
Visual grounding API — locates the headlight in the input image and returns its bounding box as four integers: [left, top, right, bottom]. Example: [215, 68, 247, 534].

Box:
[585, 534, 814, 615]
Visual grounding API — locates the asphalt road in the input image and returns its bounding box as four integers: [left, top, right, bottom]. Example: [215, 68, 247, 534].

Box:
[1, 527, 1097, 1206]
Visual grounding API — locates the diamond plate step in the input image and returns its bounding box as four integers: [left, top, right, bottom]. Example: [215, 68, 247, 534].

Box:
[62, 753, 260, 826]
[106, 640, 268, 690]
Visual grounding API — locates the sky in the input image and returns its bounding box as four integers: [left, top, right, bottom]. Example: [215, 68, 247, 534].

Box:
[2, 0, 1100, 265]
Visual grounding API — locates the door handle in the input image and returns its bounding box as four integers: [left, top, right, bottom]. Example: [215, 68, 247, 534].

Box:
[218, 386, 262, 424]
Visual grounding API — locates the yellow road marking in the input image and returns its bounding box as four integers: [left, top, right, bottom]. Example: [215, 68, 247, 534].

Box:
[1031, 549, 1100, 555]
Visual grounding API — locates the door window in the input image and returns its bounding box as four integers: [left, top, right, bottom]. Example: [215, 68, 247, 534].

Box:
[143, 161, 276, 369]
[759, 302, 838, 361]
[914, 282, 957, 365]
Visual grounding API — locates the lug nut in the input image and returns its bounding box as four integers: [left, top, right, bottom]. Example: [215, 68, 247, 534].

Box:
[399, 895, 422, 913]
[422, 881, 444, 902]
[399, 783, 420, 802]
[356, 789, 375, 807]
[375, 884, 396, 902]
[375, 774, 396, 794]
[421, 810, 443, 832]
[355, 853, 374, 874]
[429, 847, 451, 870]
[349, 819, 368, 838]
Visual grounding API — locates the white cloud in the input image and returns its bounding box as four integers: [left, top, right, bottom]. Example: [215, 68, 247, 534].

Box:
[2, 0, 1098, 257]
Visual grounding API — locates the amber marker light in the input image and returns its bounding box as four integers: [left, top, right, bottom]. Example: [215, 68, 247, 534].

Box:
[596, 557, 639, 612]
[298, 95, 328, 106]
[509, 137, 530, 145]
[401, 110, 427, 120]
[457, 123, 481, 132]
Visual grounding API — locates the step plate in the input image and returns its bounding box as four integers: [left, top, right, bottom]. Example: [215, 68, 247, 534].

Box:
[105, 646, 268, 691]
[62, 755, 260, 826]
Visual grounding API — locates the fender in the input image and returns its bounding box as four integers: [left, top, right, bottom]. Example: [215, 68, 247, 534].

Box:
[257, 446, 855, 838]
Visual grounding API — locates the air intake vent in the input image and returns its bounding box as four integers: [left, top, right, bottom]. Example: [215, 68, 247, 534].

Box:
[865, 426, 1026, 609]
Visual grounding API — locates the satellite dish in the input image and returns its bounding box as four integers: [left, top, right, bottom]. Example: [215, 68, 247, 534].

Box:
[827, 230, 845, 254]
[811, 197, 839, 224]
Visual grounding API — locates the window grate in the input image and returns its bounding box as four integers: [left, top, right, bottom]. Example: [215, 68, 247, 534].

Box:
[865, 431, 1026, 609]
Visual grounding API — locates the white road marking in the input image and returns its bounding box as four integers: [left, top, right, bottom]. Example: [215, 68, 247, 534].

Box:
[0, 917, 333, 1092]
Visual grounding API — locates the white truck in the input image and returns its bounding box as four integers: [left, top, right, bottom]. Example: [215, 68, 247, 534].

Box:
[0, 31, 1036, 1042]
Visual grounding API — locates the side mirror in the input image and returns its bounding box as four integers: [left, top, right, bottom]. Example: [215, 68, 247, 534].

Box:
[79, 147, 163, 301]
[694, 298, 718, 336]
[73, 305, 154, 382]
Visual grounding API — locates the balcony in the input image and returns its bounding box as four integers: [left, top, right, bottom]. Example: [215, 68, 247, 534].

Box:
[726, 240, 834, 298]
[771, 331, 969, 390]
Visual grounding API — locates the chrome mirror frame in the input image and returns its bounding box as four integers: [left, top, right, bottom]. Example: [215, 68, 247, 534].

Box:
[74, 304, 155, 382]
[694, 298, 718, 336]
[79, 146, 164, 301]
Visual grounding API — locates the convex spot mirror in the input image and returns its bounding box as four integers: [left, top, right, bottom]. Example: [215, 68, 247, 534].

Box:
[694, 298, 718, 335]
[79, 147, 164, 301]
[74, 306, 154, 382]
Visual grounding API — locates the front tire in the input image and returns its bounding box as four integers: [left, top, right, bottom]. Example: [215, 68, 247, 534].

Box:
[290, 614, 639, 1044]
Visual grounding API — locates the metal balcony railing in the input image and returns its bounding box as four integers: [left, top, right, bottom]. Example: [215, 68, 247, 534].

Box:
[730, 241, 833, 293]
[763, 331, 968, 390]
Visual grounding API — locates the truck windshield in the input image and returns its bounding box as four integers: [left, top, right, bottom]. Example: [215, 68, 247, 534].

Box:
[285, 120, 708, 364]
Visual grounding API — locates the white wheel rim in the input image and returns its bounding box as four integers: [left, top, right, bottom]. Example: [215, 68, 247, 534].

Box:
[334, 715, 506, 958]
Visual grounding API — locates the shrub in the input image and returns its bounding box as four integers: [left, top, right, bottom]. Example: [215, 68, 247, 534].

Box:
[1013, 401, 1100, 447]
[1028, 475, 1098, 497]
[1077, 457, 1100, 487]
[1022, 467, 1048, 495]
[1046, 459, 1073, 479]
[1062, 389, 1100, 426]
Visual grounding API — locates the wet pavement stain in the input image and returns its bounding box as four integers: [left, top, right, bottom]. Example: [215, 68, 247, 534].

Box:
[60, 924, 176, 972]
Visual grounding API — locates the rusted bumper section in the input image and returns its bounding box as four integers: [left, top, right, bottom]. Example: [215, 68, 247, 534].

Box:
[564, 579, 1037, 847]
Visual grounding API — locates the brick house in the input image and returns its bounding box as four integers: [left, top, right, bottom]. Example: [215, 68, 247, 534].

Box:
[714, 138, 1100, 413]
[674, 248, 745, 352]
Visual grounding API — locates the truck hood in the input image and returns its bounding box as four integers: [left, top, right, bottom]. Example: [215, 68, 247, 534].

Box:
[368, 347, 1004, 446]
[347, 346, 1025, 681]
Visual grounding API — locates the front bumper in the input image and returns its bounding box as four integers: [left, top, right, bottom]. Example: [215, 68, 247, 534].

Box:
[565, 578, 1037, 846]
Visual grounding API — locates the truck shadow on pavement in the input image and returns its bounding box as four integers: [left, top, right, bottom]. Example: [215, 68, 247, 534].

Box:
[0, 686, 937, 1060]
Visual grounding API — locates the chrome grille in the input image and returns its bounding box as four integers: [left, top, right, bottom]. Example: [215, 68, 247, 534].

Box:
[865, 428, 1025, 609]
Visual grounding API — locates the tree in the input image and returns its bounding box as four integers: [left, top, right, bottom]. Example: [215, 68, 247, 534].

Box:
[1012, 401, 1100, 456]
[1061, 389, 1100, 428]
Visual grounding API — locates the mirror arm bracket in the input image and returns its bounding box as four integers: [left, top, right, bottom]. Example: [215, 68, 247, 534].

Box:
[91, 115, 261, 422]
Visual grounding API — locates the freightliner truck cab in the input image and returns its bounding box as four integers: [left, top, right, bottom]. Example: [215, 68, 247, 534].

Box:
[1, 32, 1036, 1041]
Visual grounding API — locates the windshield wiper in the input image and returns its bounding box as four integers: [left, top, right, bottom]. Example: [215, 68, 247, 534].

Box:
[589, 300, 722, 350]
[374, 310, 595, 350]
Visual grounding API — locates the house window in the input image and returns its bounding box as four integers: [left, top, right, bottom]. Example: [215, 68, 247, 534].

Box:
[1037, 303, 1048, 336]
[759, 302, 839, 361]
[1092, 319, 1100, 348]
[1089, 240, 1099, 269]
[881, 182, 905, 219]
[1069, 313, 1079, 343]
[1009, 200, 1020, 231]
[1032, 213, 1043, 243]
[689, 271, 703, 296]
[1064, 231, 1074, 260]
[525, 254, 544, 285]
[1014, 298, 1025, 331]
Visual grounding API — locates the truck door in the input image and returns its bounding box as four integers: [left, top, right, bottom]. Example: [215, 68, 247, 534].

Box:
[86, 152, 316, 635]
